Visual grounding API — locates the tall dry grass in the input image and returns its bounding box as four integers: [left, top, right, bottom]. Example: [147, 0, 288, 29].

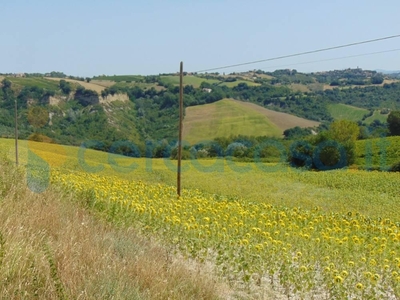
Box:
[0, 159, 230, 299]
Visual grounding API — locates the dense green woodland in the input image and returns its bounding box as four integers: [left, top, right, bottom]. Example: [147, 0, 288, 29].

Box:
[1, 68, 400, 170]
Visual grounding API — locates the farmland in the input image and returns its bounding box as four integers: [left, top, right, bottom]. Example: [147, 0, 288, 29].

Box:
[183, 99, 319, 144]
[328, 104, 369, 122]
[364, 110, 390, 124]
[3, 137, 399, 298]
[160, 75, 221, 88]
[7, 77, 60, 91]
[45, 77, 106, 93]
[183, 99, 282, 144]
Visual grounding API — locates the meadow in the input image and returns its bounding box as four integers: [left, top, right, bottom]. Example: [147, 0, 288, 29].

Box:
[183, 99, 282, 144]
[328, 104, 369, 122]
[160, 75, 221, 88]
[364, 110, 390, 125]
[7, 77, 60, 91]
[1, 138, 400, 298]
[183, 99, 319, 144]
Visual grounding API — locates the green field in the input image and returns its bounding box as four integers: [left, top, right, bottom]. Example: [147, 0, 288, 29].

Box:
[7, 77, 60, 90]
[183, 99, 282, 144]
[160, 75, 220, 87]
[92, 75, 144, 82]
[364, 110, 390, 124]
[218, 80, 260, 88]
[328, 103, 368, 122]
[183, 99, 319, 145]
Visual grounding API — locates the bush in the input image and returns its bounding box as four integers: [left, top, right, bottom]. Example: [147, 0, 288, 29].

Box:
[389, 161, 400, 172]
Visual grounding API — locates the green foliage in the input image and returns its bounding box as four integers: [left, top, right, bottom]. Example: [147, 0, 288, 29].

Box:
[283, 126, 312, 140]
[74, 86, 99, 106]
[330, 119, 360, 142]
[289, 120, 359, 170]
[355, 136, 400, 169]
[371, 75, 384, 84]
[389, 161, 400, 172]
[59, 80, 71, 95]
[322, 82, 400, 110]
[387, 110, 400, 136]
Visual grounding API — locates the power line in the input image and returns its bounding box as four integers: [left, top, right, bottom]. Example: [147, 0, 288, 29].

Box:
[194, 34, 400, 73]
[251, 48, 400, 71]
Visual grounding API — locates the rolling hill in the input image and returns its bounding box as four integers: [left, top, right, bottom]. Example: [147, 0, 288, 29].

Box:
[45, 77, 106, 93]
[328, 104, 390, 124]
[183, 99, 319, 144]
[328, 104, 369, 122]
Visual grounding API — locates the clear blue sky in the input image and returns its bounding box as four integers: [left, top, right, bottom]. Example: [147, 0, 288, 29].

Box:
[1, 0, 399, 76]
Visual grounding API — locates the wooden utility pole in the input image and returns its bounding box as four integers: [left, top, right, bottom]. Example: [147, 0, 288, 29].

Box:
[14, 98, 18, 166]
[177, 62, 183, 197]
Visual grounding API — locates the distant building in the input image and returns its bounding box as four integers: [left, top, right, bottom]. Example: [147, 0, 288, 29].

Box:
[14, 73, 26, 78]
[202, 88, 212, 93]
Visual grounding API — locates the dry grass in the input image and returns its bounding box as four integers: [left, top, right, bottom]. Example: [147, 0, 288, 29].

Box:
[44, 78, 105, 93]
[90, 80, 116, 88]
[0, 159, 229, 300]
[289, 83, 310, 93]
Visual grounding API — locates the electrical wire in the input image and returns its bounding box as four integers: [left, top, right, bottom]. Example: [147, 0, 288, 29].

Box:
[194, 34, 400, 73]
[247, 48, 400, 72]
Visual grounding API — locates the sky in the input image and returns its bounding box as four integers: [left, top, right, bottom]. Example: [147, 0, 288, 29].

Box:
[1, 0, 399, 77]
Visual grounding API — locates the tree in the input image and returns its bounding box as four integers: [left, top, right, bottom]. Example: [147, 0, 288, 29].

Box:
[1, 78, 12, 91]
[388, 110, 400, 136]
[86, 77, 91, 83]
[328, 120, 359, 166]
[59, 80, 71, 95]
[371, 75, 384, 84]
[27, 106, 48, 129]
[329, 120, 360, 143]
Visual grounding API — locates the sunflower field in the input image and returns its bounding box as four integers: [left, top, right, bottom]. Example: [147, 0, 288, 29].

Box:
[51, 169, 400, 299]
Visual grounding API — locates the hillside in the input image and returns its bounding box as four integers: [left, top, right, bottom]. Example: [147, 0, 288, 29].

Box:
[183, 99, 319, 144]
[328, 104, 369, 122]
[45, 77, 106, 93]
[1, 68, 400, 154]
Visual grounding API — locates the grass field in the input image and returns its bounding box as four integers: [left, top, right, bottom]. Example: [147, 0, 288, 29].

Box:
[160, 75, 220, 88]
[92, 75, 144, 82]
[90, 79, 116, 88]
[219, 80, 260, 88]
[364, 110, 390, 124]
[7, 77, 60, 91]
[183, 99, 319, 144]
[328, 103, 369, 122]
[183, 99, 282, 144]
[111, 81, 164, 91]
[2, 137, 400, 298]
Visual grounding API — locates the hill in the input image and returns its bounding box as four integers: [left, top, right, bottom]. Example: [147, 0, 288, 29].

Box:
[45, 77, 106, 93]
[2, 68, 400, 154]
[328, 104, 369, 122]
[183, 99, 319, 144]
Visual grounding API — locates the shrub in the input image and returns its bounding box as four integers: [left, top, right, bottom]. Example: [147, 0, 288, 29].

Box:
[389, 161, 400, 172]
